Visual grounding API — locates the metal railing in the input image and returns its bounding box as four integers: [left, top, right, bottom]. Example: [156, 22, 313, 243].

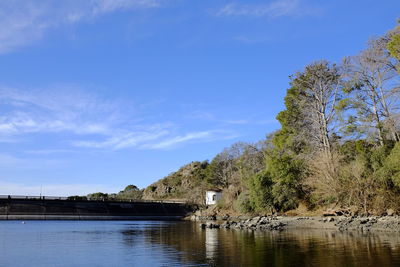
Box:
[0, 195, 67, 200]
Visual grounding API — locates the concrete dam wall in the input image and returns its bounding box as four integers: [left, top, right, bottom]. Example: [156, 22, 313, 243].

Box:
[0, 198, 193, 220]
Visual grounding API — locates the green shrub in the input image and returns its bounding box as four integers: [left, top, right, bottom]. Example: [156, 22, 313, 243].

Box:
[234, 192, 253, 213]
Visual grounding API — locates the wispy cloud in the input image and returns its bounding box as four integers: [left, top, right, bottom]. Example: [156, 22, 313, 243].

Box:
[0, 0, 161, 53]
[71, 128, 170, 150]
[144, 130, 240, 150]
[92, 0, 160, 16]
[142, 131, 216, 149]
[0, 86, 121, 137]
[0, 86, 234, 151]
[216, 0, 320, 19]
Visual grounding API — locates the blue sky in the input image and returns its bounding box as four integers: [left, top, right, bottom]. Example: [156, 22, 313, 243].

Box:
[0, 0, 399, 196]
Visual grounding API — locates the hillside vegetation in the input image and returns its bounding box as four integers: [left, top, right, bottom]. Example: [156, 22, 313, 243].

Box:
[142, 161, 210, 203]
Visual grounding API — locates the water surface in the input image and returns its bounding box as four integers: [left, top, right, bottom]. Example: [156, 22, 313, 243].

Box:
[1, 220, 400, 266]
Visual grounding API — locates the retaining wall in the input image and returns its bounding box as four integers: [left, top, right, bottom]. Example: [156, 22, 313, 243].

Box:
[0, 198, 192, 220]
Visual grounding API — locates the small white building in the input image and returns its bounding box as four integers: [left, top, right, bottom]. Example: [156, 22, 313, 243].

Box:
[205, 190, 222, 205]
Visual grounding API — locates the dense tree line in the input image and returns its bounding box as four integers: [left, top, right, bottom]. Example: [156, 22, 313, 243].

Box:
[222, 21, 400, 215]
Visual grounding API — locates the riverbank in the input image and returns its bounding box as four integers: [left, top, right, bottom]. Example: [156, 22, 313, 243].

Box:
[190, 215, 400, 233]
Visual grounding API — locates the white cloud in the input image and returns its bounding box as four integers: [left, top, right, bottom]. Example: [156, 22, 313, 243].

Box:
[142, 130, 236, 149]
[0, 181, 120, 196]
[0, 86, 119, 137]
[71, 129, 170, 149]
[71, 129, 232, 150]
[0, 0, 161, 53]
[92, 0, 160, 15]
[0, 86, 234, 151]
[216, 0, 320, 19]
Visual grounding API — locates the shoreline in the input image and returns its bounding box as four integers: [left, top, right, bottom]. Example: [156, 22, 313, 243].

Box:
[190, 215, 400, 233]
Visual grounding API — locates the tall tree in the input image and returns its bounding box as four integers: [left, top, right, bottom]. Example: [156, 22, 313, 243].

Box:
[290, 60, 342, 160]
[343, 36, 400, 144]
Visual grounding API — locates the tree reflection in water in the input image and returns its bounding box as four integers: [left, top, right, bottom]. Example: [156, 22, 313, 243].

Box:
[120, 221, 400, 267]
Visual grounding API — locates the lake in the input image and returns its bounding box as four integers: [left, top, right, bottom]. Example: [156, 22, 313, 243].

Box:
[1, 220, 400, 266]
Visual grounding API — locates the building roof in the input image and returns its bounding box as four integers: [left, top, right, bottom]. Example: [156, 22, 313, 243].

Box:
[206, 189, 222, 192]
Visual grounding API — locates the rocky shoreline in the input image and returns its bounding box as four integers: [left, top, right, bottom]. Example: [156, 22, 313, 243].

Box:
[191, 215, 400, 233]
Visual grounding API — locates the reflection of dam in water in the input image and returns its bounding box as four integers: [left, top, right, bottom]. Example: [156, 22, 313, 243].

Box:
[0, 196, 192, 220]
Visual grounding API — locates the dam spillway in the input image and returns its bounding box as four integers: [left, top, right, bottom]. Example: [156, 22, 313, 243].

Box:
[0, 196, 193, 220]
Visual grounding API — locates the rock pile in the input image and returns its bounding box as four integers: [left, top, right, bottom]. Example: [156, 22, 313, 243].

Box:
[200, 222, 220, 229]
[200, 216, 287, 231]
[197, 214, 400, 233]
[332, 216, 400, 232]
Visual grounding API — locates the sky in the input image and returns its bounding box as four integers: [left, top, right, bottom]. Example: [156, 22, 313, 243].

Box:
[0, 0, 399, 196]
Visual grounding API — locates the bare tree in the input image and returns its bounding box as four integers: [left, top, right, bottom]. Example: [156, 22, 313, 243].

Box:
[343, 35, 400, 144]
[210, 142, 243, 188]
[291, 61, 342, 162]
[237, 141, 266, 175]
[209, 141, 266, 189]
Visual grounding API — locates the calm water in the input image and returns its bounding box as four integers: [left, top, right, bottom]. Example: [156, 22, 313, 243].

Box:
[1, 221, 400, 266]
